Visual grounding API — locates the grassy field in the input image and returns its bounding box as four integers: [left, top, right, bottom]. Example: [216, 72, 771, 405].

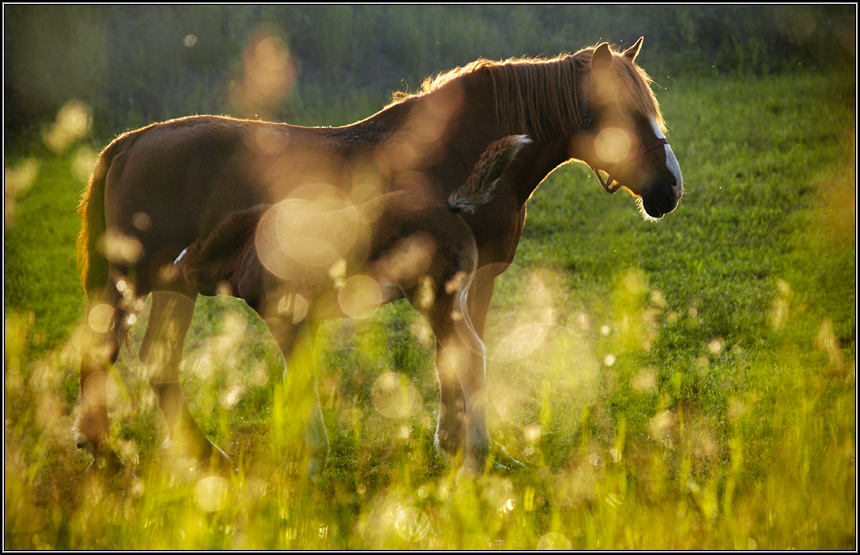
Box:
[4, 70, 855, 550]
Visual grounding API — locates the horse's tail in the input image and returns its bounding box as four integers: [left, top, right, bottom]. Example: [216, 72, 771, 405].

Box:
[77, 139, 122, 299]
[447, 134, 531, 214]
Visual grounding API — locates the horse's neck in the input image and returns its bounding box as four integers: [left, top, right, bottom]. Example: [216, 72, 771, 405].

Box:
[337, 67, 576, 206]
[510, 137, 573, 207]
[450, 70, 574, 208]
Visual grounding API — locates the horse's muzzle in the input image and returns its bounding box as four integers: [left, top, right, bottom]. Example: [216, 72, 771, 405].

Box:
[641, 177, 682, 219]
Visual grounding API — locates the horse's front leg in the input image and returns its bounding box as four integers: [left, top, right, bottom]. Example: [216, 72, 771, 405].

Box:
[430, 274, 495, 464]
[141, 290, 235, 475]
[424, 288, 491, 472]
[265, 313, 328, 479]
[464, 271, 523, 471]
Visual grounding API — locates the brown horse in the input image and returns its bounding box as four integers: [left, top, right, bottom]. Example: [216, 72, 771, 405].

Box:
[170, 135, 529, 474]
[75, 39, 682, 476]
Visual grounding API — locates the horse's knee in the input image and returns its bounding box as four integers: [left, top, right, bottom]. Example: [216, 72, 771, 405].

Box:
[139, 291, 196, 370]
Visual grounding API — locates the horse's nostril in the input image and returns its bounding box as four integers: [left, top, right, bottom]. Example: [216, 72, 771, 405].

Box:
[671, 179, 683, 200]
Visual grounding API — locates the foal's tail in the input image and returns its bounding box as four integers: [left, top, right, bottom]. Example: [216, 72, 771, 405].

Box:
[447, 134, 531, 214]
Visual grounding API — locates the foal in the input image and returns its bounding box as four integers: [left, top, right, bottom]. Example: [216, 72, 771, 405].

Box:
[172, 135, 530, 474]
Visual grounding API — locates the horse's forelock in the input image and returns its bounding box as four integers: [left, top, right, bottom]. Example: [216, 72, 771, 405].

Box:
[576, 44, 665, 133]
[612, 52, 665, 133]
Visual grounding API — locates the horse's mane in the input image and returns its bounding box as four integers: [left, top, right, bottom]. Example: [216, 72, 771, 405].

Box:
[390, 45, 665, 143]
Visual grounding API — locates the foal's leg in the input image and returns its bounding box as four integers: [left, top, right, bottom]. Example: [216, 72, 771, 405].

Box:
[140, 290, 234, 474]
[265, 315, 329, 478]
[435, 270, 523, 472]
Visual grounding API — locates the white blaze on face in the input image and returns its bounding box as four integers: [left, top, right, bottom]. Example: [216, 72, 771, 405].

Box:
[651, 118, 683, 192]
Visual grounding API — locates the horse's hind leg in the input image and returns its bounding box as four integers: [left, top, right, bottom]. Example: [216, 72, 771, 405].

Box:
[140, 290, 234, 475]
[74, 284, 128, 475]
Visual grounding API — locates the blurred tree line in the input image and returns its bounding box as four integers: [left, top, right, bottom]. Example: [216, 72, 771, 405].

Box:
[4, 4, 855, 144]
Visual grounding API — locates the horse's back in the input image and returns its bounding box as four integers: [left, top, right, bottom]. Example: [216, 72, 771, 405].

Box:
[97, 116, 347, 293]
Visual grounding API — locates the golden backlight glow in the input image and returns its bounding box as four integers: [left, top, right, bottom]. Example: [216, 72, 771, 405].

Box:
[42, 99, 92, 152]
[255, 185, 370, 282]
[595, 126, 632, 164]
[231, 29, 296, 118]
[371, 371, 421, 420]
[338, 274, 383, 318]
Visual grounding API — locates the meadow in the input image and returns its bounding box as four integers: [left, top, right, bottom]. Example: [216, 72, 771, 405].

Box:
[4, 69, 855, 549]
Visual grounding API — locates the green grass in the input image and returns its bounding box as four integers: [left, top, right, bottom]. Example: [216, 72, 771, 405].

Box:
[4, 71, 855, 550]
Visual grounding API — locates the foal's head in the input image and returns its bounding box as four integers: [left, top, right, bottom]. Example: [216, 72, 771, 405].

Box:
[576, 39, 683, 220]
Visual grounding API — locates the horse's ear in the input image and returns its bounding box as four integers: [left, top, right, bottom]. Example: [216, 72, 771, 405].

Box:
[592, 42, 613, 71]
[623, 37, 644, 62]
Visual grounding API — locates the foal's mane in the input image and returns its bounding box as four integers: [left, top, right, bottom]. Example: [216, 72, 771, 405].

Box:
[390, 45, 665, 143]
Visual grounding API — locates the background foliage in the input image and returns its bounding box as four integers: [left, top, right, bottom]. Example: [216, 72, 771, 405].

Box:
[4, 4, 856, 140]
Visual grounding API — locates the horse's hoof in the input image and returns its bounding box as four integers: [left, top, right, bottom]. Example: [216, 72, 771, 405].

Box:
[490, 443, 525, 473]
[491, 459, 521, 473]
[72, 427, 98, 453]
[83, 450, 144, 494]
[85, 449, 126, 476]
[434, 433, 467, 465]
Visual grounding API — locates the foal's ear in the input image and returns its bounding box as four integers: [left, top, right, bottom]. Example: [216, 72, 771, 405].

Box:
[623, 37, 644, 62]
[592, 42, 613, 71]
